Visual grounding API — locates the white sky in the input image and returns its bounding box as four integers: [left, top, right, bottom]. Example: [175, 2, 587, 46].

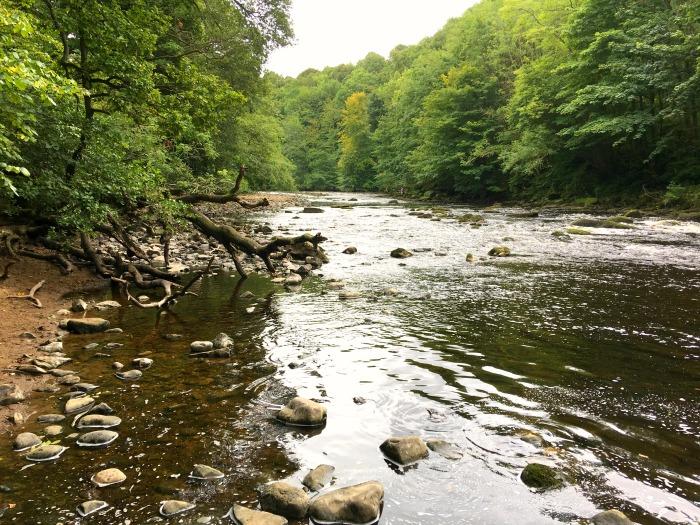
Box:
[266, 0, 479, 77]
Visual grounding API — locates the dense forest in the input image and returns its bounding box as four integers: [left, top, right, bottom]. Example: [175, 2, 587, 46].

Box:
[271, 0, 700, 207]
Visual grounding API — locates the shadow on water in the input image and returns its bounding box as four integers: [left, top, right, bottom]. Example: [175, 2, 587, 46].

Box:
[1, 192, 699, 524]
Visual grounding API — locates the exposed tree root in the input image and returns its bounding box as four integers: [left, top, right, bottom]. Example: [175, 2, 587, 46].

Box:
[7, 280, 45, 308]
[0, 261, 14, 281]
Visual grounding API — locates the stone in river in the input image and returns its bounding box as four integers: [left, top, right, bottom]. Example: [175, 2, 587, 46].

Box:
[0, 385, 26, 406]
[39, 341, 63, 353]
[592, 510, 634, 525]
[189, 464, 225, 480]
[71, 299, 88, 312]
[37, 414, 65, 424]
[58, 374, 81, 386]
[13, 432, 41, 451]
[520, 463, 563, 490]
[112, 361, 124, 370]
[190, 341, 214, 353]
[390, 247, 412, 258]
[258, 481, 309, 519]
[302, 464, 335, 491]
[309, 481, 384, 525]
[338, 289, 361, 300]
[301, 207, 324, 213]
[77, 500, 109, 517]
[426, 439, 463, 460]
[160, 500, 196, 517]
[32, 355, 71, 370]
[76, 414, 121, 429]
[44, 425, 63, 437]
[488, 246, 511, 257]
[226, 504, 287, 525]
[71, 382, 99, 393]
[64, 396, 95, 414]
[380, 436, 429, 465]
[25, 444, 67, 461]
[164, 333, 183, 341]
[77, 430, 118, 447]
[66, 318, 110, 334]
[91, 467, 126, 487]
[212, 333, 234, 349]
[284, 273, 302, 285]
[51, 368, 78, 377]
[276, 397, 327, 427]
[132, 357, 153, 369]
[342, 246, 357, 254]
[90, 402, 115, 415]
[115, 369, 142, 380]
[105, 327, 123, 334]
[95, 300, 121, 310]
[84, 342, 100, 350]
[15, 365, 47, 375]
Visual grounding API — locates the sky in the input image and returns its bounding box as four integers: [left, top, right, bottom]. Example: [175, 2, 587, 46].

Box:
[265, 0, 479, 78]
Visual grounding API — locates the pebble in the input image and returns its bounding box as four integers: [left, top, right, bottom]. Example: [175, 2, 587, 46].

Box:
[13, 432, 41, 451]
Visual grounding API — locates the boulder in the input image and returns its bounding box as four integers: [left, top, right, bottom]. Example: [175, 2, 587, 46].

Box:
[488, 246, 511, 257]
[258, 481, 309, 519]
[212, 333, 234, 349]
[190, 341, 214, 353]
[338, 289, 361, 300]
[390, 248, 412, 259]
[426, 439, 463, 460]
[71, 299, 88, 312]
[592, 510, 634, 525]
[91, 468, 126, 487]
[13, 432, 41, 451]
[380, 436, 429, 465]
[0, 384, 26, 405]
[302, 464, 335, 491]
[66, 318, 110, 334]
[520, 463, 563, 490]
[309, 481, 383, 525]
[342, 246, 357, 254]
[227, 504, 287, 525]
[277, 397, 327, 427]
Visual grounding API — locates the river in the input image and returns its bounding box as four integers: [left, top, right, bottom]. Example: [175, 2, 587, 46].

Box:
[1, 193, 698, 524]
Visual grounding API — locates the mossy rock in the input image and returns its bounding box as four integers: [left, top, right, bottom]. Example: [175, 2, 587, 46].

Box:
[572, 197, 598, 207]
[520, 463, 563, 490]
[572, 218, 634, 229]
[551, 230, 569, 238]
[608, 216, 634, 224]
[624, 209, 643, 218]
[457, 213, 485, 224]
[488, 246, 511, 257]
[566, 227, 592, 235]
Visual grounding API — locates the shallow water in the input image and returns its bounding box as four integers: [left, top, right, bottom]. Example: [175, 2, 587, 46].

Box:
[1, 193, 699, 524]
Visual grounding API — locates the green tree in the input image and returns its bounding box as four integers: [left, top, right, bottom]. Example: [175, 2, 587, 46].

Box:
[338, 92, 375, 190]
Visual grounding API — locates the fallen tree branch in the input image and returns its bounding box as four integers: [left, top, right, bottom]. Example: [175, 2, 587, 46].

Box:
[17, 248, 74, 274]
[7, 280, 45, 308]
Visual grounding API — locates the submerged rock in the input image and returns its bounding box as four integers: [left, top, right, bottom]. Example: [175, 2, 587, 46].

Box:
[115, 369, 142, 381]
[37, 414, 65, 424]
[301, 207, 324, 213]
[276, 397, 327, 427]
[258, 481, 309, 519]
[70, 382, 98, 393]
[57, 374, 81, 386]
[77, 500, 109, 517]
[64, 396, 95, 414]
[426, 439, 463, 460]
[226, 504, 287, 525]
[309, 481, 383, 525]
[77, 430, 118, 447]
[91, 468, 126, 487]
[390, 248, 412, 259]
[13, 432, 41, 451]
[44, 425, 63, 437]
[66, 318, 110, 334]
[488, 246, 511, 257]
[160, 500, 196, 517]
[302, 464, 335, 491]
[592, 510, 634, 525]
[25, 444, 67, 462]
[212, 333, 234, 349]
[76, 414, 121, 429]
[380, 436, 429, 465]
[520, 463, 563, 490]
[132, 357, 153, 369]
[189, 464, 225, 480]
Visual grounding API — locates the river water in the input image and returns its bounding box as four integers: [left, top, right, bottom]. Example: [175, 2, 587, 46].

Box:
[1, 193, 698, 524]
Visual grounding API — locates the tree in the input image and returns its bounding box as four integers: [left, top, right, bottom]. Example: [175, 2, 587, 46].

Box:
[338, 92, 375, 190]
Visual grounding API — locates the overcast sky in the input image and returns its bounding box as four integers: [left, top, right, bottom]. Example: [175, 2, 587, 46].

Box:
[266, 0, 479, 78]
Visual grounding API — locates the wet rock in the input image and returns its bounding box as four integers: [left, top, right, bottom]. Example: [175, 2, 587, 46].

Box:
[624, 209, 643, 219]
[189, 464, 225, 480]
[39, 341, 63, 353]
[44, 425, 63, 437]
[226, 504, 287, 525]
[115, 369, 142, 381]
[465, 253, 475, 262]
[160, 500, 196, 517]
[77, 500, 109, 517]
[380, 436, 429, 465]
[212, 333, 234, 349]
[51, 368, 77, 377]
[25, 444, 67, 461]
[37, 414, 65, 424]
[488, 246, 511, 257]
[190, 341, 214, 353]
[338, 289, 361, 300]
[520, 463, 563, 490]
[277, 397, 327, 427]
[104, 342, 123, 350]
[426, 439, 463, 460]
[13, 432, 41, 451]
[91, 467, 126, 487]
[164, 333, 183, 341]
[71, 299, 88, 312]
[327, 281, 345, 290]
[9, 411, 24, 425]
[285, 273, 303, 285]
[132, 357, 153, 369]
[112, 361, 124, 370]
[390, 248, 412, 258]
[90, 402, 115, 415]
[84, 343, 100, 350]
[33, 355, 72, 369]
[592, 510, 634, 525]
[64, 396, 95, 414]
[567, 227, 592, 236]
[572, 218, 634, 229]
[34, 384, 60, 393]
[1, 384, 26, 405]
[76, 414, 121, 429]
[95, 300, 121, 310]
[58, 374, 81, 386]
[66, 318, 110, 334]
[77, 430, 119, 447]
[239, 291, 255, 299]
[309, 481, 384, 525]
[353, 396, 366, 405]
[15, 364, 47, 375]
[105, 327, 123, 334]
[516, 430, 546, 447]
[303, 464, 335, 491]
[301, 207, 324, 213]
[258, 481, 309, 519]
[343, 246, 357, 254]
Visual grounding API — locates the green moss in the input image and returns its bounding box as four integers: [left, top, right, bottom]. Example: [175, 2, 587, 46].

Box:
[520, 463, 562, 490]
[566, 227, 592, 235]
[608, 216, 634, 224]
[572, 218, 634, 229]
[624, 209, 643, 218]
[551, 230, 569, 238]
[457, 213, 485, 224]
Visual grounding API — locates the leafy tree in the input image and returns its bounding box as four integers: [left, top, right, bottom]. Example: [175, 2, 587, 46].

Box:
[338, 92, 376, 190]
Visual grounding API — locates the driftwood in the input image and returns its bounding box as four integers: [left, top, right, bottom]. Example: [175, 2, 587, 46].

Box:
[7, 280, 45, 308]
